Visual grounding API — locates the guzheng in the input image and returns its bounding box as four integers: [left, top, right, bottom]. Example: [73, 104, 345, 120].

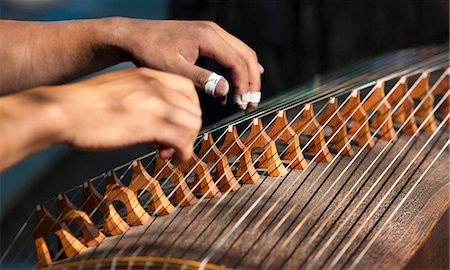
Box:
[1, 45, 449, 270]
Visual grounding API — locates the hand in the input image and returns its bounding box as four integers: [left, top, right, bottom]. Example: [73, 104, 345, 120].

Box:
[58, 68, 202, 164]
[108, 18, 264, 109]
[0, 68, 201, 170]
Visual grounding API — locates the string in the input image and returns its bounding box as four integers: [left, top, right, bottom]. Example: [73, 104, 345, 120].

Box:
[2, 45, 442, 266]
[43, 53, 446, 268]
[197, 62, 446, 268]
[74, 138, 204, 270]
[134, 53, 446, 268]
[127, 104, 316, 260]
[71, 53, 442, 266]
[347, 140, 449, 269]
[322, 114, 450, 269]
[0, 210, 34, 261]
[210, 54, 447, 223]
[107, 127, 233, 262]
[274, 77, 449, 269]
[95, 50, 442, 268]
[23, 149, 158, 266]
[300, 84, 449, 269]
[22, 151, 155, 268]
[203, 46, 448, 134]
[333, 122, 447, 270]
[274, 72, 448, 269]
[150, 102, 320, 261]
[215, 85, 395, 267]
[118, 67, 370, 264]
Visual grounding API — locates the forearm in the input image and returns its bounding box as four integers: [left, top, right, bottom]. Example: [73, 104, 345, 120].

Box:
[0, 87, 64, 171]
[0, 18, 125, 94]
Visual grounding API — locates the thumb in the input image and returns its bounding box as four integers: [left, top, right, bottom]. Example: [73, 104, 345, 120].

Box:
[176, 60, 230, 97]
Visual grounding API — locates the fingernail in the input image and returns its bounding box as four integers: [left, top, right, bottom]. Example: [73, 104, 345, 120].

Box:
[258, 63, 265, 74]
[159, 148, 175, 159]
[214, 77, 230, 97]
[239, 104, 248, 110]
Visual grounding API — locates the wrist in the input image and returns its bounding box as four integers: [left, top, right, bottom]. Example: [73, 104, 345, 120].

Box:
[0, 87, 67, 170]
[89, 17, 132, 64]
[61, 17, 129, 69]
[15, 87, 68, 147]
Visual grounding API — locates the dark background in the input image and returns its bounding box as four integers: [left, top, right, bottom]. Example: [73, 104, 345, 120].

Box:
[0, 0, 448, 267]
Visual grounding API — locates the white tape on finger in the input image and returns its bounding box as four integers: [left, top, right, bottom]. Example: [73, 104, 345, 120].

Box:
[205, 72, 222, 96]
[233, 92, 250, 106]
[249, 92, 261, 103]
[233, 91, 261, 106]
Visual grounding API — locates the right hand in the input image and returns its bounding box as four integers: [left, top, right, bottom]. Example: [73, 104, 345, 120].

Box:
[38, 68, 202, 165]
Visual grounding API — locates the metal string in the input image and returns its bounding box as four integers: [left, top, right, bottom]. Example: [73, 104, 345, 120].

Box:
[301, 87, 449, 270]
[323, 114, 449, 269]
[347, 140, 449, 269]
[3, 46, 444, 268]
[197, 62, 446, 268]
[22, 152, 156, 268]
[276, 80, 449, 269]
[218, 79, 411, 268]
[332, 122, 447, 270]
[264, 63, 446, 253]
[203, 46, 448, 135]
[36, 55, 446, 268]
[127, 104, 319, 261]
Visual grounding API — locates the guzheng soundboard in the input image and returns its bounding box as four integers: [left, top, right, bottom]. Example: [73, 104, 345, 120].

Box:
[1, 45, 449, 270]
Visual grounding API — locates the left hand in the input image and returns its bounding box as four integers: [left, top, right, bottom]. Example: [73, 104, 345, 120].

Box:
[107, 18, 264, 109]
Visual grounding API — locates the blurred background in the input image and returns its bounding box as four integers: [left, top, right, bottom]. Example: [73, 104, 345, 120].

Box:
[0, 0, 448, 267]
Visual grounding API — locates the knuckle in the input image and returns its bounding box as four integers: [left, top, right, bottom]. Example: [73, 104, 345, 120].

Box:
[197, 21, 215, 33]
[194, 70, 209, 86]
[234, 57, 246, 72]
[204, 20, 218, 28]
[248, 49, 258, 61]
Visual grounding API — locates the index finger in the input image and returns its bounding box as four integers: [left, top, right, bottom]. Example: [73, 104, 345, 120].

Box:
[206, 22, 262, 94]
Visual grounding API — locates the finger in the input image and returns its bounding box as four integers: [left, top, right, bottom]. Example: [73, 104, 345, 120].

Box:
[174, 59, 230, 97]
[159, 145, 175, 160]
[149, 119, 197, 165]
[259, 63, 265, 74]
[205, 22, 261, 92]
[248, 91, 262, 108]
[196, 28, 250, 95]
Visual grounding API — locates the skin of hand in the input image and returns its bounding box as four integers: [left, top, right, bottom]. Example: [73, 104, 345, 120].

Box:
[0, 17, 263, 109]
[0, 68, 202, 171]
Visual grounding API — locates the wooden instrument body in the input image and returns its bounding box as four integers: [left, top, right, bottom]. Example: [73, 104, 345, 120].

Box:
[62, 104, 449, 270]
[2, 46, 448, 270]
